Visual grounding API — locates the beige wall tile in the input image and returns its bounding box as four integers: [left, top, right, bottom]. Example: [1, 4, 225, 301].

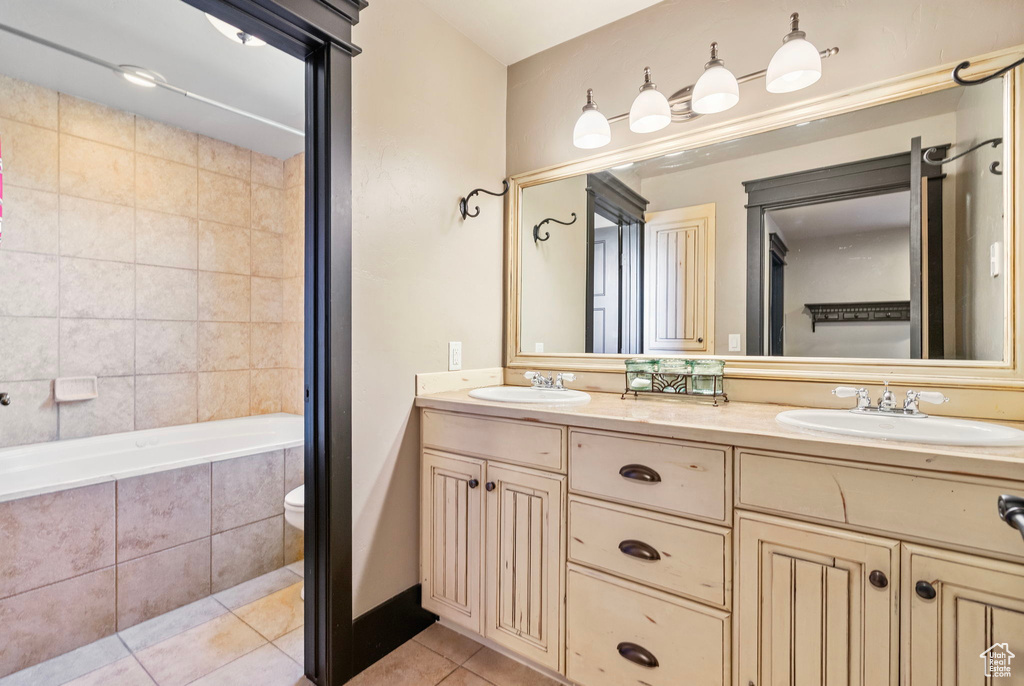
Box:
[285, 184, 304, 233]
[251, 152, 285, 189]
[136, 210, 198, 270]
[136, 265, 198, 321]
[199, 272, 250, 322]
[117, 538, 211, 630]
[0, 380, 57, 448]
[251, 185, 284, 234]
[284, 447, 303, 493]
[58, 94, 135, 149]
[282, 231, 303, 279]
[136, 320, 197, 374]
[117, 463, 210, 562]
[198, 370, 250, 422]
[59, 376, 135, 440]
[0, 251, 57, 317]
[0, 74, 58, 129]
[136, 154, 198, 216]
[0, 568, 116, 679]
[0, 185, 59, 254]
[59, 134, 134, 205]
[283, 153, 304, 189]
[282, 277, 303, 322]
[199, 136, 251, 179]
[284, 524, 303, 566]
[281, 322, 302, 368]
[250, 369, 283, 414]
[135, 373, 197, 430]
[198, 171, 250, 227]
[60, 318, 135, 377]
[136, 118, 198, 166]
[60, 257, 134, 319]
[0, 317, 58, 381]
[198, 322, 249, 371]
[211, 450, 283, 533]
[0, 481, 115, 599]
[281, 371, 303, 415]
[59, 196, 135, 263]
[250, 323, 284, 370]
[0, 118, 59, 192]
[251, 276, 283, 323]
[250, 230, 283, 277]
[210, 516, 284, 592]
[199, 221, 250, 275]
[134, 613, 265, 686]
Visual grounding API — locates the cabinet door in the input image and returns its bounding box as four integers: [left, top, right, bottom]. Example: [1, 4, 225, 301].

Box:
[904, 544, 1024, 685]
[420, 450, 483, 632]
[484, 462, 566, 673]
[736, 513, 900, 686]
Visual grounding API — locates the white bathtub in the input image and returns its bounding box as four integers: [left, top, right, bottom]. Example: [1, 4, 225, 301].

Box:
[0, 413, 303, 502]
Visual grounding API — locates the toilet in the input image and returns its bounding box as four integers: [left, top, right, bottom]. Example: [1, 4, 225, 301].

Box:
[284, 485, 304, 599]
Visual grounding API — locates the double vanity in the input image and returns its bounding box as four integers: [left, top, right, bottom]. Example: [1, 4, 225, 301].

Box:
[416, 386, 1024, 686]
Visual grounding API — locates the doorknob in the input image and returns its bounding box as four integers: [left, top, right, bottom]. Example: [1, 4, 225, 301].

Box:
[468, 479, 479, 489]
[485, 482, 496, 492]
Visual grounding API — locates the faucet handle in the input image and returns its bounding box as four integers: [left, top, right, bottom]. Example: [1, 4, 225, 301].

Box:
[559, 373, 577, 383]
[832, 386, 861, 398]
[524, 372, 540, 380]
[914, 391, 949, 405]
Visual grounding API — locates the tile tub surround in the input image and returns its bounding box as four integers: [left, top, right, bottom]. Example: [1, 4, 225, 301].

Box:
[0, 446, 304, 678]
[0, 74, 305, 448]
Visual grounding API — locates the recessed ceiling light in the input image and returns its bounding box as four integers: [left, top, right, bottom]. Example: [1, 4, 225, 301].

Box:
[119, 65, 166, 88]
[206, 13, 266, 47]
[612, 162, 634, 170]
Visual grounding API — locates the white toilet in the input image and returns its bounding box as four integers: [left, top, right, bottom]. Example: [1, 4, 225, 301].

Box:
[284, 485, 305, 599]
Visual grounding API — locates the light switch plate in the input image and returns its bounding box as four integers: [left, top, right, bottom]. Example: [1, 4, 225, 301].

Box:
[448, 341, 462, 371]
[991, 241, 1003, 277]
[535, 342, 544, 353]
[728, 333, 741, 352]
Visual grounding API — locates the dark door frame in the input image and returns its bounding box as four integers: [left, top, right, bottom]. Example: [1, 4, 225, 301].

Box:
[178, 1, 363, 684]
[743, 147, 947, 358]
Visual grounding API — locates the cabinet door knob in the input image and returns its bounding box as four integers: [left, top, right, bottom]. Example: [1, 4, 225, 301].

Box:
[619, 464, 662, 483]
[468, 479, 479, 489]
[485, 482, 496, 492]
[915, 580, 937, 600]
[616, 642, 659, 668]
[868, 570, 888, 589]
[618, 540, 661, 562]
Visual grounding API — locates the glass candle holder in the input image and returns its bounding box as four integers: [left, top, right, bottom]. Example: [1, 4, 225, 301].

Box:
[690, 359, 725, 395]
[625, 358, 658, 392]
[656, 358, 691, 393]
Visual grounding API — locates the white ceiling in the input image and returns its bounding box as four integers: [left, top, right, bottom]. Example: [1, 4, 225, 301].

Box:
[0, 0, 304, 158]
[768, 191, 911, 242]
[417, 0, 663, 65]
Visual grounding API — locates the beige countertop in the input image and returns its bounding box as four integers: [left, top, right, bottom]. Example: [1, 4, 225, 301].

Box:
[415, 389, 1024, 481]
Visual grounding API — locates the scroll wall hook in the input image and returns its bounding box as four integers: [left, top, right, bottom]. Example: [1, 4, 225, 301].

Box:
[459, 180, 510, 220]
[923, 137, 1003, 175]
[952, 54, 1024, 86]
[533, 213, 578, 243]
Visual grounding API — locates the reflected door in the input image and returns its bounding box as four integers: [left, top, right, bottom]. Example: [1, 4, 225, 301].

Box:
[590, 220, 620, 354]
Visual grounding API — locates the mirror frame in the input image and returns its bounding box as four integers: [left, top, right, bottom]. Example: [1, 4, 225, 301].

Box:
[504, 46, 1022, 400]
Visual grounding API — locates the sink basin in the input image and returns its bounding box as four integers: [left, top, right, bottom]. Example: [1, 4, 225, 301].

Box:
[777, 409, 1024, 446]
[468, 386, 591, 406]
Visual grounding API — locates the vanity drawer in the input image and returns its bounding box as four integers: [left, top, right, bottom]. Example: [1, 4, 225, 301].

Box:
[568, 496, 730, 607]
[737, 449, 1024, 560]
[569, 429, 730, 523]
[421, 409, 566, 472]
[566, 564, 730, 686]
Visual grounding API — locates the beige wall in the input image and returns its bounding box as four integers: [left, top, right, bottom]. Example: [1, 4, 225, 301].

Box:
[351, 0, 506, 615]
[0, 76, 303, 448]
[506, 0, 1024, 176]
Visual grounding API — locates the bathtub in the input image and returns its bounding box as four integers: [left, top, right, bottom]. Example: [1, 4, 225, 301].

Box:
[0, 412, 303, 502]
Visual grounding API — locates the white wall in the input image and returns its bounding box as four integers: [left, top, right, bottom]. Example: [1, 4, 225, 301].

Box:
[351, 0, 506, 616]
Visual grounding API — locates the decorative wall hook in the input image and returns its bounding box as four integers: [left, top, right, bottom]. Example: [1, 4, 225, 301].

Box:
[924, 137, 1003, 175]
[952, 54, 1024, 86]
[533, 213, 578, 243]
[459, 180, 510, 220]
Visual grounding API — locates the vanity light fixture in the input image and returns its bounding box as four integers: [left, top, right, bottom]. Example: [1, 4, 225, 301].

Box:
[691, 42, 740, 114]
[628, 67, 672, 133]
[205, 13, 267, 47]
[572, 89, 612, 149]
[766, 13, 821, 93]
[571, 11, 838, 149]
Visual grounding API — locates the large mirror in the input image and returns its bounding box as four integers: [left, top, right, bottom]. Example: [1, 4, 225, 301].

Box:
[517, 75, 1010, 362]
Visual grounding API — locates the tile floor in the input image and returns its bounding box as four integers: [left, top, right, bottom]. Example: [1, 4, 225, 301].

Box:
[1, 560, 562, 686]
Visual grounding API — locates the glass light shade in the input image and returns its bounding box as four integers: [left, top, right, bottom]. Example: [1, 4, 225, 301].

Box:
[691, 64, 739, 114]
[766, 37, 821, 93]
[573, 108, 611, 149]
[123, 72, 157, 88]
[206, 13, 267, 46]
[119, 66, 165, 89]
[629, 87, 671, 133]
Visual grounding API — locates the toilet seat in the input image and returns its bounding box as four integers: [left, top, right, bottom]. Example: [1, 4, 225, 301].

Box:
[285, 485, 304, 510]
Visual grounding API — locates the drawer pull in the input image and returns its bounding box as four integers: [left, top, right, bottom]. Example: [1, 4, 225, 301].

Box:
[868, 570, 888, 589]
[915, 580, 937, 600]
[616, 642, 659, 668]
[619, 464, 662, 483]
[618, 539, 661, 562]
[468, 479, 479, 489]
[485, 481, 496, 492]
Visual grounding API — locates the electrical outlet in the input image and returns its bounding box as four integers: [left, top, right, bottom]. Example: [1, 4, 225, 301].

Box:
[991, 241, 1003, 277]
[535, 342, 544, 353]
[728, 333, 742, 352]
[448, 341, 462, 371]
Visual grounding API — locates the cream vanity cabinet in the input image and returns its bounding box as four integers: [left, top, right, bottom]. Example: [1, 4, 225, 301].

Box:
[419, 409, 567, 673]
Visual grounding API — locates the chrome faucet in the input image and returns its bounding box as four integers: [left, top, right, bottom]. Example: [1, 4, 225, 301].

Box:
[833, 382, 948, 417]
[524, 371, 577, 390]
